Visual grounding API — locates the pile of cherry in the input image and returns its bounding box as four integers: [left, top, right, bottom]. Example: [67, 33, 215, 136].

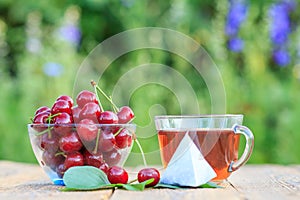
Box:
[31, 86, 160, 186]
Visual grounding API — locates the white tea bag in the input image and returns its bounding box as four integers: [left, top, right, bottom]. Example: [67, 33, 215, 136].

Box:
[160, 133, 216, 186]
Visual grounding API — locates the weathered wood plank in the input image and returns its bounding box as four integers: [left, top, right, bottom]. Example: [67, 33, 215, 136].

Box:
[110, 187, 241, 200]
[0, 161, 113, 200]
[229, 164, 300, 200]
[2, 161, 300, 200]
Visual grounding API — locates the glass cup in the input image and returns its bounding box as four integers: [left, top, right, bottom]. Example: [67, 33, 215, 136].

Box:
[155, 115, 254, 182]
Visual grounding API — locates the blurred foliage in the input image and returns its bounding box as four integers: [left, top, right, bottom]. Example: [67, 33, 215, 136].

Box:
[0, 0, 300, 165]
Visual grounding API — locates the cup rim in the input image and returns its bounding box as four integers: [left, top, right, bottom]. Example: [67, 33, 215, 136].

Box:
[154, 114, 244, 119]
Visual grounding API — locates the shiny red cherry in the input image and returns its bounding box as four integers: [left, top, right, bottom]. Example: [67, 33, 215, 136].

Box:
[53, 112, 73, 135]
[64, 152, 84, 170]
[98, 111, 118, 124]
[72, 106, 81, 123]
[51, 100, 72, 115]
[138, 168, 160, 187]
[56, 95, 73, 107]
[107, 166, 128, 184]
[35, 106, 51, 115]
[59, 131, 83, 153]
[117, 106, 134, 123]
[32, 111, 51, 131]
[99, 162, 109, 174]
[76, 90, 98, 108]
[83, 150, 104, 168]
[79, 102, 101, 122]
[77, 119, 98, 142]
[98, 129, 116, 152]
[115, 128, 132, 149]
[40, 131, 59, 153]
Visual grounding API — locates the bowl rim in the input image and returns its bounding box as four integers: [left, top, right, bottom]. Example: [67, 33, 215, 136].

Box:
[27, 123, 136, 128]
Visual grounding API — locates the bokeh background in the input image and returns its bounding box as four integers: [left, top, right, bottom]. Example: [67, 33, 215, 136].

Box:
[1, 0, 300, 165]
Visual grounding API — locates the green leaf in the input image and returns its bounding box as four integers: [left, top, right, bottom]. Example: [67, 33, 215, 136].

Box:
[154, 182, 221, 189]
[122, 179, 154, 191]
[63, 166, 110, 190]
[155, 183, 182, 189]
[199, 182, 222, 188]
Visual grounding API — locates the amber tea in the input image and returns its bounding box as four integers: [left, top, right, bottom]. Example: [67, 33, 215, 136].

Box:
[155, 115, 254, 182]
[158, 129, 240, 180]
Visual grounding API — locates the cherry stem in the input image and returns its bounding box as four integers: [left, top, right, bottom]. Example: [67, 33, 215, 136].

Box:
[113, 118, 136, 137]
[127, 117, 135, 124]
[34, 126, 54, 136]
[47, 113, 61, 122]
[91, 80, 104, 111]
[113, 128, 123, 137]
[34, 113, 61, 136]
[91, 80, 119, 112]
[109, 96, 118, 113]
[93, 129, 101, 154]
[55, 152, 66, 157]
[134, 136, 147, 167]
[128, 178, 138, 184]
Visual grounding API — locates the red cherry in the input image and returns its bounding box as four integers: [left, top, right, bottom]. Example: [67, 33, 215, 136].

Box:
[35, 106, 51, 115]
[115, 128, 132, 149]
[51, 100, 72, 115]
[107, 166, 128, 184]
[98, 129, 116, 152]
[76, 90, 98, 108]
[33, 111, 51, 124]
[53, 112, 73, 135]
[59, 131, 83, 153]
[98, 111, 118, 124]
[117, 106, 134, 123]
[32, 112, 51, 131]
[72, 106, 82, 123]
[79, 102, 101, 122]
[64, 152, 84, 170]
[99, 162, 109, 174]
[138, 168, 160, 187]
[127, 135, 133, 147]
[103, 148, 121, 166]
[56, 95, 73, 107]
[42, 151, 65, 171]
[77, 119, 98, 142]
[83, 150, 104, 168]
[40, 131, 59, 153]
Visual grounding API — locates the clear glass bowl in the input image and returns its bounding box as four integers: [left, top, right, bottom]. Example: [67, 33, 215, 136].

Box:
[28, 123, 135, 185]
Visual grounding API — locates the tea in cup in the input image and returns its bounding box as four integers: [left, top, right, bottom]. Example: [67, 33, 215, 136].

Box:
[155, 115, 254, 181]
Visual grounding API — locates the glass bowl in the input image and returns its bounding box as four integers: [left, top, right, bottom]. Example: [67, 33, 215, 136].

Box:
[28, 123, 135, 185]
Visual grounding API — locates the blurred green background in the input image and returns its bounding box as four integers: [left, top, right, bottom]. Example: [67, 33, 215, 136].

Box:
[1, 0, 300, 165]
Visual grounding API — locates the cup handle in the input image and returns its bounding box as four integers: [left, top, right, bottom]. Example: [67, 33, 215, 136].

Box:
[228, 124, 254, 172]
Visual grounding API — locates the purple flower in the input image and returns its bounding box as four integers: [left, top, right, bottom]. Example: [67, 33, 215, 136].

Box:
[43, 62, 64, 77]
[281, 0, 297, 12]
[58, 24, 81, 45]
[227, 37, 244, 52]
[268, 3, 291, 46]
[225, 0, 248, 37]
[272, 49, 290, 66]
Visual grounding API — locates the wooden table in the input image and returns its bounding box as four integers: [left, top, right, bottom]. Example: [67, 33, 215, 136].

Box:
[1, 161, 300, 200]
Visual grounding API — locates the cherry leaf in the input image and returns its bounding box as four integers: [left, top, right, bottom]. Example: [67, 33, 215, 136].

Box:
[63, 166, 109, 190]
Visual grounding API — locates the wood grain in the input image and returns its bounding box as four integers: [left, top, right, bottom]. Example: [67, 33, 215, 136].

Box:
[1, 161, 300, 200]
[0, 161, 113, 200]
[111, 187, 241, 200]
[229, 164, 300, 200]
